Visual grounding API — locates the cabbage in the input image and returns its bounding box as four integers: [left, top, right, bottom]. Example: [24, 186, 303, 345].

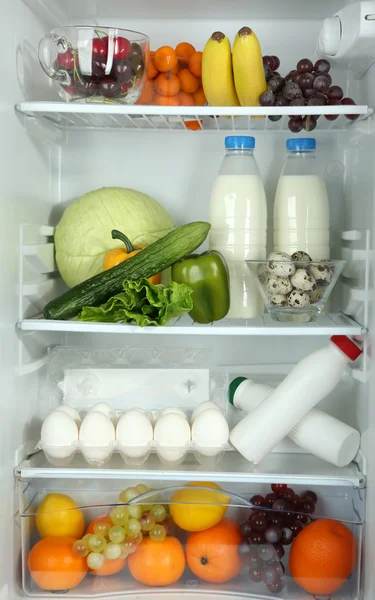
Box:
[54, 187, 175, 288]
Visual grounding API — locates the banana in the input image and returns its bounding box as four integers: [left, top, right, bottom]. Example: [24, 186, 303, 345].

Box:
[232, 27, 267, 107]
[202, 32, 239, 107]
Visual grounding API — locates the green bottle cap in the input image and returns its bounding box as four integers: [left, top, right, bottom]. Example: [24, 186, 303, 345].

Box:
[228, 377, 247, 406]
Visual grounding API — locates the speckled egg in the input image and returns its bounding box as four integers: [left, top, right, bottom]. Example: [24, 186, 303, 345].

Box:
[291, 251, 312, 265]
[291, 269, 317, 292]
[309, 263, 332, 286]
[257, 263, 269, 284]
[270, 294, 288, 306]
[267, 252, 296, 277]
[266, 275, 293, 295]
[288, 290, 311, 307]
[310, 286, 325, 304]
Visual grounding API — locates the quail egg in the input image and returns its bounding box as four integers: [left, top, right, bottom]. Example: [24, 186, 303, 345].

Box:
[270, 294, 288, 306]
[288, 290, 311, 307]
[257, 263, 269, 284]
[309, 286, 325, 304]
[291, 251, 312, 265]
[309, 263, 332, 286]
[291, 269, 317, 292]
[265, 275, 293, 295]
[267, 252, 296, 277]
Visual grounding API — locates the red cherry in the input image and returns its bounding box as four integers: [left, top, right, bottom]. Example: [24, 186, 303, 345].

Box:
[57, 48, 78, 71]
[114, 37, 131, 60]
[92, 36, 108, 57]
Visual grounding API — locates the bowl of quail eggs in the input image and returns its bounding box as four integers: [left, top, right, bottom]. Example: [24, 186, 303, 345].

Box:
[247, 252, 345, 323]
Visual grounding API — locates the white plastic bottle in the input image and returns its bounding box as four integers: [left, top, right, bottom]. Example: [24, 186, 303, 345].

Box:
[229, 377, 360, 467]
[209, 136, 267, 319]
[274, 138, 330, 259]
[229, 336, 362, 464]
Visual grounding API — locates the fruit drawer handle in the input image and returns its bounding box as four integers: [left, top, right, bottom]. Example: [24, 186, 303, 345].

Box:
[38, 34, 71, 86]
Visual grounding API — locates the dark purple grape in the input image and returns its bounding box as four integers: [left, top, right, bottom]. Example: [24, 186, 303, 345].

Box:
[270, 514, 285, 528]
[267, 579, 286, 594]
[285, 70, 298, 83]
[75, 77, 97, 96]
[250, 495, 265, 508]
[240, 521, 252, 538]
[301, 499, 315, 514]
[132, 55, 145, 77]
[297, 58, 314, 74]
[325, 99, 341, 120]
[258, 544, 276, 562]
[295, 513, 309, 525]
[249, 553, 262, 569]
[238, 541, 252, 557]
[264, 64, 273, 81]
[342, 97, 360, 120]
[303, 88, 316, 98]
[298, 72, 315, 90]
[288, 118, 303, 133]
[272, 498, 290, 512]
[302, 116, 317, 131]
[249, 531, 265, 545]
[271, 484, 287, 495]
[273, 543, 285, 560]
[314, 58, 331, 74]
[99, 79, 121, 98]
[259, 90, 275, 106]
[268, 76, 284, 93]
[307, 95, 325, 106]
[263, 493, 278, 508]
[251, 514, 268, 531]
[283, 81, 302, 100]
[275, 94, 289, 107]
[268, 115, 282, 122]
[327, 85, 343, 101]
[265, 525, 282, 544]
[263, 55, 276, 70]
[301, 491, 318, 504]
[249, 568, 263, 583]
[262, 563, 280, 586]
[272, 56, 280, 70]
[91, 55, 108, 78]
[290, 521, 304, 538]
[313, 75, 330, 93]
[281, 527, 293, 545]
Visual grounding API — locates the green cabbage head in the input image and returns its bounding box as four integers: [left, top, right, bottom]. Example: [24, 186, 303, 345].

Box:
[55, 187, 175, 288]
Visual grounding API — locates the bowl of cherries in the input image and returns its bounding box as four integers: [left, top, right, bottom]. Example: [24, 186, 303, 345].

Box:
[38, 26, 149, 104]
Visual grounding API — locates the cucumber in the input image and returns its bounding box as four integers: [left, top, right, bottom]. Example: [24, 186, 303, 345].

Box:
[44, 221, 210, 320]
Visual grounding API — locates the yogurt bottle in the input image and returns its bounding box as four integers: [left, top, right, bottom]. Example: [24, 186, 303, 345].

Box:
[274, 138, 330, 259]
[209, 136, 267, 319]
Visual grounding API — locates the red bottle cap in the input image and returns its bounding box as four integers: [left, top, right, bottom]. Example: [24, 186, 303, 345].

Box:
[330, 336, 362, 361]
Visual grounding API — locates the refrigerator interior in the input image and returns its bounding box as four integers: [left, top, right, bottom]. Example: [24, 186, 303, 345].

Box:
[2, 0, 375, 598]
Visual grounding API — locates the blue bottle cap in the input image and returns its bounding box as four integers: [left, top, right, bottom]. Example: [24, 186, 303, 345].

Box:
[225, 136, 255, 150]
[286, 138, 316, 151]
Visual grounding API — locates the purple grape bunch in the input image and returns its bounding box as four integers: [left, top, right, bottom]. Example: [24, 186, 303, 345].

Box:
[240, 483, 318, 595]
[260, 56, 359, 132]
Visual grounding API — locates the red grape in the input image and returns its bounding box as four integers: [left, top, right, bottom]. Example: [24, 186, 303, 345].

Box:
[268, 76, 284, 93]
[265, 525, 282, 544]
[275, 94, 289, 107]
[264, 64, 273, 81]
[250, 495, 265, 508]
[284, 81, 302, 100]
[273, 543, 285, 560]
[325, 99, 341, 120]
[341, 97, 360, 120]
[92, 37, 108, 57]
[290, 521, 303, 537]
[270, 514, 284, 528]
[303, 88, 316, 98]
[281, 527, 293, 545]
[326, 73, 332, 85]
[249, 531, 265, 545]
[249, 568, 263, 583]
[262, 563, 280, 585]
[271, 483, 287, 495]
[249, 553, 262, 569]
[295, 513, 309, 524]
[268, 115, 282, 122]
[113, 37, 131, 60]
[285, 70, 299, 82]
[288, 118, 303, 133]
[301, 491, 318, 504]
[307, 96, 325, 106]
[297, 58, 314, 74]
[240, 521, 252, 538]
[314, 58, 331, 74]
[263, 55, 276, 70]
[313, 75, 330, 93]
[259, 91, 275, 106]
[290, 494, 301, 509]
[302, 116, 317, 131]
[298, 72, 315, 90]
[272, 498, 290, 512]
[250, 513, 268, 532]
[301, 499, 315, 514]
[258, 544, 276, 562]
[238, 541, 252, 557]
[267, 579, 286, 594]
[327, 85, 343, 101]
[273, 561, 285, 576]
[272, 56, 280, 70]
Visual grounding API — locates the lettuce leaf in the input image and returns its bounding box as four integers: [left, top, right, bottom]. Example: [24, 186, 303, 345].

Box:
[76, 278, 193, 326]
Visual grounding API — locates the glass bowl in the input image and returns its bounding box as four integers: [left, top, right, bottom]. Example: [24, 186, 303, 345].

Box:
[247, 259, 345, 323]
[38, 26, 149, 104]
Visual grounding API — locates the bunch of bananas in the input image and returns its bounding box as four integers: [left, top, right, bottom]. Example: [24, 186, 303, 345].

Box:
[202, 27, 267, 107]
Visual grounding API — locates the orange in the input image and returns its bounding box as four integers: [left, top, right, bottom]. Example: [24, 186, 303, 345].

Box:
[90, 557, 127, 577]
[186, 518, 243, 583]
[289, 519, 356, 595]
[189, 51, 202, 77]
[178, 91, 195, 106]
[154, 46, 178, 73]
[136, 79, 155, 105]
[36, 493, 85, 539]
[128, 536, 186, 586]
[154, 95, 180, 106]
[176, 42, 196, 66]
[178, 68, 200, 94]
[28, 536, 88, 591]
[147, 52, 158, 79]
[155, 72, 180, 97]
[193, 87, 206, 106]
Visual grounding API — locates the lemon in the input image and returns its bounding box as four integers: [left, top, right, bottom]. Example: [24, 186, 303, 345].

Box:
[36, 493, 85, 538]
[169, 482, 230, 532]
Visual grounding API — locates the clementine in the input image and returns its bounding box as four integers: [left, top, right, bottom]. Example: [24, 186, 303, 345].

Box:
[154, 95, 180, 106]
[128, 535, 186, 586]
[154, 46, 178, 73]
[90, 557, 127, 577]
[189, 51, 203, 77]
[178, 91, 195, 106]
[193, 87, 207, 106]
[155, 72, 181, 97]
[176, 42, 196, 66]
[186, 518, 243, 583]
[289, 518, 357, 595]
[178, 68, 200, 94]
[28, 536, 88, 591]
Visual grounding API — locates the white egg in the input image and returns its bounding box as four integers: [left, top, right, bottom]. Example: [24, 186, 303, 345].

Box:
[41, 412, 78, 459]
[191, 401, 221, 424]
[192, 409, 229, 457]
[79, 411, 115, 463]
[154, 414, 191, 463]
[116, 409, 153, 459]
[89, 402, 116, 424]
[54, 405, 81, 427]
[157, 407, 188, 421]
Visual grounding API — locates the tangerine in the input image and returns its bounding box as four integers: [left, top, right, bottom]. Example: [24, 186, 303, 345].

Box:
[147, 52, 158, 79]
[155, 72, 180, 97]
[28, 536, 88, 591]
[154, 95, 180, 106]
[175, 42, 196, 66]
[178, 68, 200, 94]
[193, 87, 207, 106]
[178, 91, 195, 106]
[154, 46, 178, 73]
[136, 80, 155, 104]
[289, 518, 357, 595]
[189, 51, 202, 77]
[186, 518, 243, 583]
[128, 535, 186, 586]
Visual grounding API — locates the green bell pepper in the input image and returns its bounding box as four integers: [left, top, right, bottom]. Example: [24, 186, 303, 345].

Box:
[171, 251, 230, 324]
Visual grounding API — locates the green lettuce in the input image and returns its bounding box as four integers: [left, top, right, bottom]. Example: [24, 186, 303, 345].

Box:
[77, 278, 193, 327]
